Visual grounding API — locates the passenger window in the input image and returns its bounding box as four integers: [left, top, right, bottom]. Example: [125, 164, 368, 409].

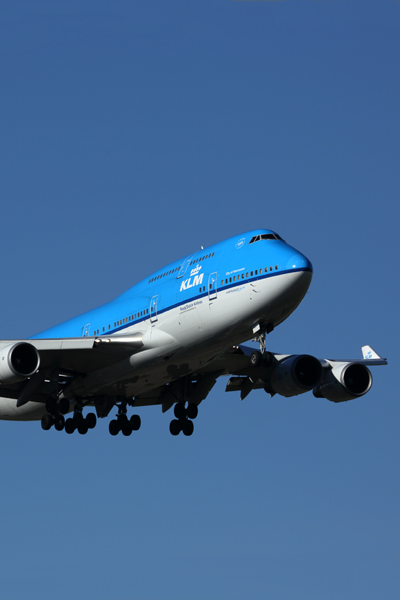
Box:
[255, 270, 258, 275]
[250, 271, 253, 277]
[275, 265, 278, 270]
[233, 276, 236, 282]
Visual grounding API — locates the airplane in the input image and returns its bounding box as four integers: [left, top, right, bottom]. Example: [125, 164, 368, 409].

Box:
[0, 229, 387, 436]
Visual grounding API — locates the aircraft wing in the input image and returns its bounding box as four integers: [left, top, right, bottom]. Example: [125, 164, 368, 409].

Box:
[0, 334, 387, 415]
[219, 344, 387, 403]
[130, 343, 387, 414]
[0, 335, 144, 406]
[132, 344, 387, 409]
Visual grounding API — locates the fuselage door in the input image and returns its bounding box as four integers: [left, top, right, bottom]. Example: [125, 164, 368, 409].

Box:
[82, 323, 91, 337]
[150, 295, 158, 323]
[208, 272, 218, 301]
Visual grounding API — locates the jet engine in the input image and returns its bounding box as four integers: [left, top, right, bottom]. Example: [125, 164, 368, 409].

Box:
[0, 342, 40, 384]
[267, 354, 323, 397]
[313, 362, 372, 403]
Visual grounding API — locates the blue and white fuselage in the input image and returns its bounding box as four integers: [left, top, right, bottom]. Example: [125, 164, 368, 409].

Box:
[0, 229, 385, 432]
[33, 229, 311, 344]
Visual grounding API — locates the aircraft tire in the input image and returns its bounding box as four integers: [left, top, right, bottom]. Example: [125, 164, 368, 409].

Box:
[86, 413, 97, 429]
[122, 424, 132, 436]
[174, 402, 186, 420]
[263, 351, 274, 366]
[78, 422, 88, 435]
[169, 419, 181, 436]
[109, 419, 120, 436]
[54, 415, 65, 431]
[250, 351, 262, 367]
[182, 419, 194, 437]
[130, 414, 141, 431]
[41, 414, 53, 430]
[65, 418, 75, 434]
[187, 403, 198, 419]
[182, 419, 194, 436]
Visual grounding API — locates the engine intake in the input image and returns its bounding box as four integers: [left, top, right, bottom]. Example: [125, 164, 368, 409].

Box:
[0, 342, 40, 384]
[313, 362, 372, 403]
[267, 354, 323, 397]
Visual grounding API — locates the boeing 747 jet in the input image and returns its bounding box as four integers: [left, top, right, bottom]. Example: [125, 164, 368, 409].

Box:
[0, 230, 387, 436]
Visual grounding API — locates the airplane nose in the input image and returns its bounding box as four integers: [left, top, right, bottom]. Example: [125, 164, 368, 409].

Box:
[286, 253, 313, 273]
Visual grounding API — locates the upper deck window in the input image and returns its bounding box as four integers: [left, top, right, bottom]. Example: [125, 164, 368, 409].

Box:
[249, 233, 284, 244]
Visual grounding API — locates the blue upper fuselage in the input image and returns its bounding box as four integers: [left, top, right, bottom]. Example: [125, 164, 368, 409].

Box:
[31, 229, 312, 340]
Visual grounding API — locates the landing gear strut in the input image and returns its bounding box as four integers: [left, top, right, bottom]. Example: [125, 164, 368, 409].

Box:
[251, 330, 275, 368]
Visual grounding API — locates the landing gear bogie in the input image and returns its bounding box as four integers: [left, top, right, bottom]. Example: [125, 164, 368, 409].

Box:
[108, 400, 141, 436]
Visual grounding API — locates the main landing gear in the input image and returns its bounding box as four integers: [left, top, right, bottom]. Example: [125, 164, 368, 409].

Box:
[109, 403, 141, 436]
[41, 398, 97, 435]
[65, 409, 97, 435]
[41, 397, 71, 432]
[169, 402, 198, 437]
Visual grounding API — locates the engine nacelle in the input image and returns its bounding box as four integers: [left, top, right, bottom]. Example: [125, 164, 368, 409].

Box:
[267, 354, 323, 397]
[313, 362, 372, 403]
[0, 342, 40, 384]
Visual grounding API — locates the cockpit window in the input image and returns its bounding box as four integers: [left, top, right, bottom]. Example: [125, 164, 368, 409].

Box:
[249, 233, 284, 244]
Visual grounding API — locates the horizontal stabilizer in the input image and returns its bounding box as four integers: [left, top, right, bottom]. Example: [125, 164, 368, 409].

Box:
[362, 345, 382, 360]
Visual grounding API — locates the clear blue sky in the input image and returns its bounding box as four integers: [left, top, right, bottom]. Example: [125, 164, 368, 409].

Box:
[0, 1, 398, 598]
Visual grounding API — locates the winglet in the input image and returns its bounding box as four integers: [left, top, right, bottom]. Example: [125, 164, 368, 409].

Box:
[361, 345, 382, 360]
